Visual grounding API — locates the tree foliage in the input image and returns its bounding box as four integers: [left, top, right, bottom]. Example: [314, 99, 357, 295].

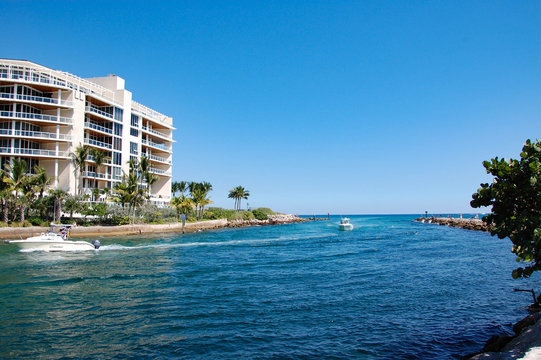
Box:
[471, 139, 541, 279]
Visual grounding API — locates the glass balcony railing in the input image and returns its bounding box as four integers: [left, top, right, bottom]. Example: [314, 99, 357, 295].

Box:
[84, 138, 112, 150]
[84, 121, 113, 134]
[85, 106, 114, 120]
[0, 147, 69, 157]
[0, 92, 73, 107]
[146, 153, 171, 164]
[141, 126, 172, 141]
[87, 155, 112, 164]
[12, 130, 71, 141]
[82, 171, 109, 179]
[149, 167, 171, 176]
[0, 111, 72, 124]
[141, 139, 170, 152]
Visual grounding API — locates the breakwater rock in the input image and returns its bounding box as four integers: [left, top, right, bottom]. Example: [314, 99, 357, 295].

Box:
[415, 217, 491, 232]
[468, 313, 541, 359]
[226, 214, 309, 228]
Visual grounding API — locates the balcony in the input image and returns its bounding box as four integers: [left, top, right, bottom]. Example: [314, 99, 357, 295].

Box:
[145, 153, 171, 165]
[85, 106, 114, 120]
[0, 147, 69, 158]
[0, 111, 72, 125]
[82, 171, 109, 180]
[141, 126, 173, 141]
[87, 154, 112, 165]
[6, 130, 72, 142]
[142, 139, 171, 152]
[84, 138, 112, 150]
[84, 120, 113, 135]
[149, 167, 171, 176]
[0, 92, 73, 107]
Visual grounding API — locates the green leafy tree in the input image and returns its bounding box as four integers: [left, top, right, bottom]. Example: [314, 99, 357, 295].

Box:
[471, 139, 541, 279]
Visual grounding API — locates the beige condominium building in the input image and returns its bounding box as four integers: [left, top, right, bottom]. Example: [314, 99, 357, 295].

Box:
[0, 59, 174, 205]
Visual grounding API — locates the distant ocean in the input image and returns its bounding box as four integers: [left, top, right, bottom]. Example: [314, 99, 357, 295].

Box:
[0, 215, 532, 359]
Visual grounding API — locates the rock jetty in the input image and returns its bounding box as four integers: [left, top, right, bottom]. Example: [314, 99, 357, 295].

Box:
[415, 217, 491, 232]
[226, 214, 308, 228]
[0, 215, 310, 239]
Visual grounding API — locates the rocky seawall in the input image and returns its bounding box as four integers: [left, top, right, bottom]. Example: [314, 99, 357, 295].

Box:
[468, 310, 541, 359]
[0, 215, 310, 239]
[415, 217, 491, 232]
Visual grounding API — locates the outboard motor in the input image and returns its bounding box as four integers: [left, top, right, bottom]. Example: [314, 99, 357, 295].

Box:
[92, 240, 101, 249]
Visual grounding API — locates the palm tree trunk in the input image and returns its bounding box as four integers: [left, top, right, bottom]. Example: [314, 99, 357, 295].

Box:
[20, 205, 25, 223]
[3, 200, 8, 223]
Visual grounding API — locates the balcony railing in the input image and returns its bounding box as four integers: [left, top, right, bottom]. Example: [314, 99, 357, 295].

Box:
[142, 139, 170, 152]
[10, 130, 72, 141]
[0, 92, 73, 107]
[84, 120, 113, 134]
[0, 147, 69, 157]
[82, 171, 108, 179]
[85, 106, 114, 120]
[141, 126, 172, 141]
[149, 167, 171, 176]
[146, 153, 171, 164]
[84, 138, 112, 150]
[87, 154, 112, 164]
[0, 111, 72, 124]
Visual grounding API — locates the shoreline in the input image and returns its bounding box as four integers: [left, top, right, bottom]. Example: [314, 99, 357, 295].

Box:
[0, 215, 310, 240]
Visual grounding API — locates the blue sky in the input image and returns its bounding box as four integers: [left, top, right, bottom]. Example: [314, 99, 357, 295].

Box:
[3, 1, 540, 214]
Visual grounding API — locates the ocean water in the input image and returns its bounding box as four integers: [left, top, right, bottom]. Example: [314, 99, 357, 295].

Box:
[0, 215, 536, 359]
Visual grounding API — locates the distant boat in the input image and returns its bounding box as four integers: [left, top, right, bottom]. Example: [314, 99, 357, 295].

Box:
[7, 224, 100, 252]
[338, 218, 354, 231]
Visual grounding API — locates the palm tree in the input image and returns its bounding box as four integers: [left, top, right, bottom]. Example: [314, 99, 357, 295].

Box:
[89, 148, 109, 201]
[33, 166, 52, 199]
[70, 143, 89, 196]
[170, 194, 195, 219]
[3, 159, 30, 222]
[171, 180, 188, 198]
[49, 189, 68, 223]
[228, 186, 250, 211]
[191, 187, 213, 220]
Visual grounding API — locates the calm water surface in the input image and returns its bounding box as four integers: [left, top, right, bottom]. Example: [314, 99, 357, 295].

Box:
[0, 215, 537, 359]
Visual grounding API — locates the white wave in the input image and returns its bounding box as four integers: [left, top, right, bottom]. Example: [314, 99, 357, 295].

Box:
[98, 233, 338, 252]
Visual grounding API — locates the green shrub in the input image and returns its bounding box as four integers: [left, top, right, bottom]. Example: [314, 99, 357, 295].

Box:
[0, 222, 8, 228]
[22, 220, 32, 227]
[10, 221, 21, 227]
[254, 207, 275, 215]
[203, 207, 236, 221]
[27, 217, 43, 226]
[39, 221, 50, 227]
[251, 209, 269, 220]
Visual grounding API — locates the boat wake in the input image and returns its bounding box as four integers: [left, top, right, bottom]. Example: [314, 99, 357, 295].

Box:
[98, 233, 338, 252]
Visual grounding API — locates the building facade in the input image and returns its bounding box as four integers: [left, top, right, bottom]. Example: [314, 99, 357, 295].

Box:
[0, 59, 174, 205]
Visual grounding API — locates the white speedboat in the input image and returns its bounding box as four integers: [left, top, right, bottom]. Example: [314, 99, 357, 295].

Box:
[339, 218, 354, 231]
[7, 225, 100, 252]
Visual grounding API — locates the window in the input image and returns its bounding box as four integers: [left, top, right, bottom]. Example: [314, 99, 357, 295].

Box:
[114, 123, 123, 136]
[113, 152, 122, 165]
[131, 114, 139, 127]
[130, 142, 138, 155]
[114, 107, 123, 121]
[130, 128, 138, 137]
[114, 138, 122, 151]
